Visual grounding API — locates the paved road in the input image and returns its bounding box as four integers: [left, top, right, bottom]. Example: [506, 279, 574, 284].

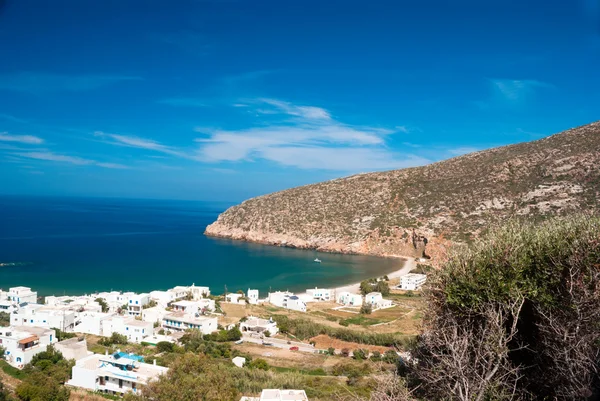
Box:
[241, 333, 317, 353]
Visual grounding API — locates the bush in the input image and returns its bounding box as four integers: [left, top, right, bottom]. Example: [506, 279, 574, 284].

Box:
[98, 332, 128, 346]
[370, 350, 381, 361]
[411, 216, 600, 400]
[247, 358, 269, 371]
[158, 329, 165, 335]
[359, 304, 372, 315]
[382, 350, 398, 364]
[340, 348, 350, 358]
[263, 330, 271, 338]
[327, 347, 335, 356]
[51, 328, 76, 342]
[94, 297, 110, 313]
[352, 348, 368, 360]
[0, 312, 10, 327]
[156, 341, 175, 353]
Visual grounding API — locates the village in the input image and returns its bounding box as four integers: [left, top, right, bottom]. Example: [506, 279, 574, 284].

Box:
[0, 271, 427, 400]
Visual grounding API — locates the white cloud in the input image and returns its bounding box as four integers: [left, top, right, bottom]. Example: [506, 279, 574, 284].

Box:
[255, 98, 332, 120]
[12, 151, 129, 169]
[14, 151, 93, 165]
[488, 79, 553, 103]
[194, 98, 427, 171]
[94, 131, 184, 157]
[0, 132, 44, 144]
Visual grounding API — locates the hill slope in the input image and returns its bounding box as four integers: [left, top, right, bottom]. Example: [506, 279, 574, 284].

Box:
[205, 121, 600, 260]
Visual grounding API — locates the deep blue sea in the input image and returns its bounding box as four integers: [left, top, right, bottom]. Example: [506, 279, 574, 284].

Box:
[0, 196, 403, 296]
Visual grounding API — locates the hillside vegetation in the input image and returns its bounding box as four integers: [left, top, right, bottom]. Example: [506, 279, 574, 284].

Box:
[205, 121, 600, 260]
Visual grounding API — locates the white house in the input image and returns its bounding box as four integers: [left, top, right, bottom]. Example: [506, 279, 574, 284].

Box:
[67, 353, 168, 396]
[141, 306, 170, 325]
[127, 293, 150, 317]
[162, 312, 217, 335]
[73, 312, 116, 336]
[399, 273, 427, 291]
[336, 292, 363, 307]
[240, 316, 279, 336]
[268, 291, 306, 312]
[55, 337, 91, 361]
[0, 326, 56, 368]
[365, 292, 393, 310]
[305, 288, 334, 302]
[247, 289, 259, 304]
[5, 286, 37, 304]
[226, 293, 244, 304]
[11, 304, 76, 332]
[240, 389, 309, 401]
[101, 316, 154, 344]
[0, 300, 17, 313]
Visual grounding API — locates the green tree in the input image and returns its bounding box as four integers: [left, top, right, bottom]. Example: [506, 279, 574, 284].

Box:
[94, 297, 109, 313]
[359, 303, 372, 315]
[359, 280, 372, 296]
[248, 358, 269, 370]
[0, 312, 9, 327]
[156, 341, 175, 353]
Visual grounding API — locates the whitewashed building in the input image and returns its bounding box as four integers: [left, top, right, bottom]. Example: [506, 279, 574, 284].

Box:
[365, 292, 393, 310]
[226, 293, 244, 304]
[141, 306, 170, 326]
[11, 304, 76, 332]
[5, 286, 37, 304]
[305, 288, 334, 302]
[101, 316, 154, 344]
[73, 312, 116, 336]
[240, 316, 279, 336]
[67, 353, 168, 396]
[55, 337, 91, 361]
[336, 292, 363, 307]
[399, 273, 427, 291]
[268, 291, 307, 312]
[127, 293, 150, 317]
[247, 289, 259, 304]
[162, 312, 217, 334]
[0, 326, 56, 368]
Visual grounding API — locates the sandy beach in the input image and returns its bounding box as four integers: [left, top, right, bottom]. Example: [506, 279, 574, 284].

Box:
[299, 255, 416, 297]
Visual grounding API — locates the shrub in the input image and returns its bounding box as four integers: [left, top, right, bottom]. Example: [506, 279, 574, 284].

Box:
[94, 297, 109, 313]
[352, 348, 367, 360]
[52, 328, 76, 342]
[370, 350, 381, 361]
[327, 347, 335, 356]
[382, 350, 398, 364]
[263, 330, 271, 338]
[340, 348, 350, 358]
[411, 216, 600, 401]
[156, 341, 175, 353]
[98, 332, 128, 346]
[359, 304, 372, 315]
[247, 358, 269, 371]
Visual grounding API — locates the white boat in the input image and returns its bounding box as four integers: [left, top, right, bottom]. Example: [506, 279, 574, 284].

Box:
[314, 258, 322, 263]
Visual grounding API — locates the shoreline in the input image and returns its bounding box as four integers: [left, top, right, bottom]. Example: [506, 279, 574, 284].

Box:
[299, 255, 416, 297]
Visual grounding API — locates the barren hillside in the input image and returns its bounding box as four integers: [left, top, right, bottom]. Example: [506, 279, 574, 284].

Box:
[205, 121, 600, 260]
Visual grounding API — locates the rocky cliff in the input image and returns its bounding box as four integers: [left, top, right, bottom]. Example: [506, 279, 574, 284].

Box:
[205, 121, 600, 260]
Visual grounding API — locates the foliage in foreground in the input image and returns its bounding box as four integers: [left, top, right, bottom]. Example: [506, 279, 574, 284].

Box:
[410, 215, 600, 400]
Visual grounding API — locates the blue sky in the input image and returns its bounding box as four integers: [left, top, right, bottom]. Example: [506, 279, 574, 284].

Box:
[0, 0, 599, 202]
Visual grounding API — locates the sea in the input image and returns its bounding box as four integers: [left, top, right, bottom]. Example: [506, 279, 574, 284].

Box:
[0, 196, 404, 297]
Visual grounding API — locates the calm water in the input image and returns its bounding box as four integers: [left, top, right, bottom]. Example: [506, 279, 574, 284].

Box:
[0, 196, 403, 296]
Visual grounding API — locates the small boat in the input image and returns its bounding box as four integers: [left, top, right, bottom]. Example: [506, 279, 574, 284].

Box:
[314, 258, 322, 263]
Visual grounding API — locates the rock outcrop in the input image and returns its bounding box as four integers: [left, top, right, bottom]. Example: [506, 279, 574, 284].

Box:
[205, 121, 600, 260]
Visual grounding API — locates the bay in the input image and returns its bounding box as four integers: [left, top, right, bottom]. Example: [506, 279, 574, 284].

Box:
[0, 196, 403, 296]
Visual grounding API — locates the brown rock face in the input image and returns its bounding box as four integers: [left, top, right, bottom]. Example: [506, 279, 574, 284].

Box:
[205, 121, 600, 259]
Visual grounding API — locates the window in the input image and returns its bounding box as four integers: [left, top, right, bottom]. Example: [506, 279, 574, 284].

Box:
[136, 301, 138, 304]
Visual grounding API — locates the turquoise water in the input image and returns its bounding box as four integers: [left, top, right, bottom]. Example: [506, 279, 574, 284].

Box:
[0, 196, 404, 296]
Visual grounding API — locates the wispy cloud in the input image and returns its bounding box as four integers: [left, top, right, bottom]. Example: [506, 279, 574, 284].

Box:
[477, 78, 554, 109]
[12, 151, 129, 169]
[0, 132, 44, 144]
[194, 98, 428, 171]
[14, 151, 93, 165]
[446, 146, 480, 156]
[0, 72, 142, 93]
[94, 131, 184, 157]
